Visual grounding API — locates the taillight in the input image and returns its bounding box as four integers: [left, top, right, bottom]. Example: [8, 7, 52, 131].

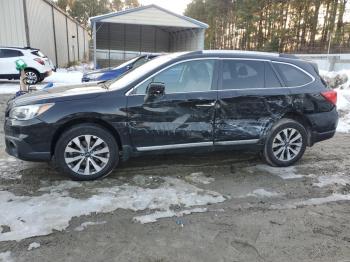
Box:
[34, 58, 45, 65]
[321, 90, 337, 106]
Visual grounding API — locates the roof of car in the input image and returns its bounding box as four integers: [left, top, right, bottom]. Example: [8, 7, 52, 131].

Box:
[0, 46, 39, 51]
[179, 50, 302, 64]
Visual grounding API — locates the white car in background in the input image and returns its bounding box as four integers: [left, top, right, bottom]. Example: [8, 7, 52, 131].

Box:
[0, 47, 54, 84]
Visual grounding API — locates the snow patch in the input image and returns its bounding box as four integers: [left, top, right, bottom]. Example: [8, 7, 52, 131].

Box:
[134, 208, 208, 224]
[254, 165, 304, 180]
[0, 252, 13, 262]
[320, 70, 350, 133]
[314, 173, 350, 187]
[271, 194, 350, 209]
[74, 221, 107, 232]
[0, 177, 225, 241]
[44, 69, 83, 84]
[28, 242, 40, 251]
[245, 189, 280, 198]
[185, 172, 215, 185]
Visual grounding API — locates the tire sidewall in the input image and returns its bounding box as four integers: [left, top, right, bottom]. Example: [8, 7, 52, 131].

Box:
[55, 124, 119, 180]
[264, 119, 307, 167]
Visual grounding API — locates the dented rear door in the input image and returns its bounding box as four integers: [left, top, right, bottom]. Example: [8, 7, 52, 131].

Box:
[215, 59, 291, 145]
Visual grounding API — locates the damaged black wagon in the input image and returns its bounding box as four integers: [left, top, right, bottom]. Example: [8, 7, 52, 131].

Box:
[5, 51, 338, 180]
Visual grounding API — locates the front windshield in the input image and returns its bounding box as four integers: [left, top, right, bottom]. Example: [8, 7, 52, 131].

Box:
[108, 52, 188, 91]
[112, 56, 140, 70]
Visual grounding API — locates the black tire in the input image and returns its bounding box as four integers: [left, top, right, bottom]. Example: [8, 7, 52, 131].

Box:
[54, 124, 119, 181]
[263, 118, 307, 167]
[24, 69, 40, 85]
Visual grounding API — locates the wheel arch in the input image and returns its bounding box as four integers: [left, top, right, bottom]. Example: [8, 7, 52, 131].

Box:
[51, 118, 123, 156]
[280, 112, 313, 146]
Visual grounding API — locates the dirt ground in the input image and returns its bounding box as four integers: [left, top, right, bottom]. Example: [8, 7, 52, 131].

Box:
[1, 93, 350, 262]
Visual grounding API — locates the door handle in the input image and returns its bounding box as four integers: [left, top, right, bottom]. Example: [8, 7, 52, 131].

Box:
[195, 102, 216, 107]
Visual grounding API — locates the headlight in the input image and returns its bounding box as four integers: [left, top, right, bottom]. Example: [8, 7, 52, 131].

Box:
[9, 103, 54, 120]
[87, 73, 104, 80]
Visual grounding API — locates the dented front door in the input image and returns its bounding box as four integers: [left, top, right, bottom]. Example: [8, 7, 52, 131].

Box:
[127, 59, 218, 151]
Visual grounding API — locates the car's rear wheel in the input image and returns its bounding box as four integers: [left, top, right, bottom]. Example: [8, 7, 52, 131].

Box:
[263, 118, 307, 167]
[24, 69, 40, 85]
[55, 124, 119, 180]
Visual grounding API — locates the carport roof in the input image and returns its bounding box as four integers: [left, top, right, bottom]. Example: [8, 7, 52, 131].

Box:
[90, 4, 209, 29]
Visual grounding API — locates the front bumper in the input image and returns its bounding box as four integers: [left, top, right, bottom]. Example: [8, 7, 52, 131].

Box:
[4, 117, 52, 161]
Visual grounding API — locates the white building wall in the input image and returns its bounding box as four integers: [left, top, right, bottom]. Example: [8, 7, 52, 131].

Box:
[53, 9, 69, 67]
[26, 0, 56, 65]
[67, 19, 79, 63]
[0, 0, 27, 47]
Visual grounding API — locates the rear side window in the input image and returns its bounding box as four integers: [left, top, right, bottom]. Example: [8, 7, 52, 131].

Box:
[273, 62, 313, 87]
[221, 60, 265, 89]
[31, 50, 46, 58]
[1, 49, 23, 58]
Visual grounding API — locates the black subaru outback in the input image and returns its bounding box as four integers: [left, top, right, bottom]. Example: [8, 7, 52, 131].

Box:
[4, 51, 338, 180]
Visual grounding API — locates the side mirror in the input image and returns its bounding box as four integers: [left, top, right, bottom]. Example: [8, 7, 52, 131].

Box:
[144, 82, 165, 102]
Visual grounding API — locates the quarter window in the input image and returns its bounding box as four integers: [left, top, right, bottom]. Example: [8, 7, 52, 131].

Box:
[135, 60, 215, 94]
[273, 62, 312, 87]
[221, 60, 265, 89]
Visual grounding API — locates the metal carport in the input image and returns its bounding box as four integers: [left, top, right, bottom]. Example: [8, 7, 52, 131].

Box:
[90, 5, 208, 68]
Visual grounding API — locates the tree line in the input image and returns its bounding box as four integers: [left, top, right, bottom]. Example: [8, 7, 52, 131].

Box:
[185, 0, 350, 53]
[55, 0, 140, 25]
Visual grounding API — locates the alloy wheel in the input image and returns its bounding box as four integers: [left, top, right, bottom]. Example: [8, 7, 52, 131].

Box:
[271, 128, 303, 162]
[25, 71, 38, 85]
[64, 135, 110, 176]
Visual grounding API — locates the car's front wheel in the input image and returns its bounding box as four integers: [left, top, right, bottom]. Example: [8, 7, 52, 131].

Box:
[263, 118, 307, 167]
[55, 124, 119, 180]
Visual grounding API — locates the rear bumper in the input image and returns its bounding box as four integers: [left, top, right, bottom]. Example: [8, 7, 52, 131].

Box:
[40, 70, 52, 80]
[306, 107, 338, 145]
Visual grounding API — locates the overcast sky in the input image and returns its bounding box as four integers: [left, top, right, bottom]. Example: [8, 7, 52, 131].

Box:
[139, 0, 192, 14]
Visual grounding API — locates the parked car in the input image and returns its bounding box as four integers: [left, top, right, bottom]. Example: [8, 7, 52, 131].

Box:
[82, 54, 159, 82]
[5, 51, 338, 180]
[0, 47, 54, 84]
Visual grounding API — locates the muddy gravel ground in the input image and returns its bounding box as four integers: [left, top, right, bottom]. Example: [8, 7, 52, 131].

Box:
[1, 93, 350, 262]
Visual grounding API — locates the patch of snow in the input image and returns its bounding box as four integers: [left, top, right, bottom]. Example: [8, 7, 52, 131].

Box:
[0, 177, 225, 241]
[134, 207, 208, 224]
[27, 242, 40, 251]
[38, 181, 82, 193]
[44, 69, 83, 84]
[254, 165, 304, 180]
[271, 194, 350, 209]
[0, 83, 20, 94]
[74, 221, 107, 232]
[185, 172, 215, 185]
[0, 252, 13, 262]
[320, 70, 350, 133]
[244, 189, 280, 198]
[314, 173, 350, 187]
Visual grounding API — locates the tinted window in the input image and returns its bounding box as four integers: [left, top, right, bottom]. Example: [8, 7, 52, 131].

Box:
[273, 62, 312, 87]
[132, 57, 148, 68]
[135, 60, 215, 94]
[265, 63, 282, 87]
[31, 50, 46, 58]
[221, 60, 264, 89]
[1, 49, 23, 58]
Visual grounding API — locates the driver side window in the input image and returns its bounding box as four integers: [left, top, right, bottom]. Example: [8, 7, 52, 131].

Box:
[135, 60, 215, 94]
